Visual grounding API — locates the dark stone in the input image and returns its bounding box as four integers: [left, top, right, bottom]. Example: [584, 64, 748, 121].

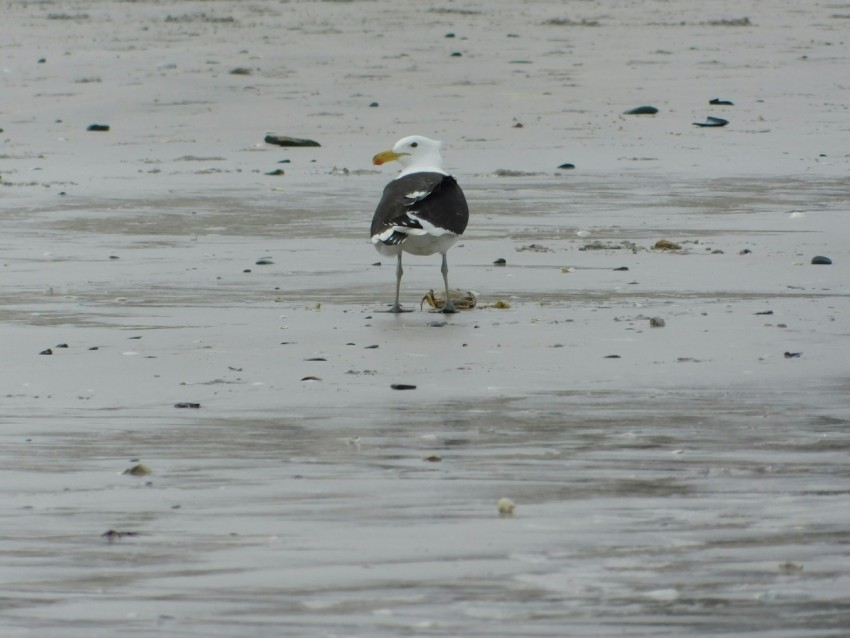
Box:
[710, 98, 734, 105]
[493, 258, 507, 265]
[264, 134, 320, 147]
[86, 124, 110, 131]
[693, 116, 729, 127]
[784, 352, 802, 358]
[624, 106, 658, 115]
[391, 384, 417, 390]
[450, 51, 462, 57]
[369, 102, 379, 107]
[557, 163, 576, 169]
[39, 348, 53, 355]
[613, 266, 629, 271]
[265, 169, 284, 176]
[174, 402, 201, 408]
[811, 255, 832, 265]
[255, 258, 273, 265]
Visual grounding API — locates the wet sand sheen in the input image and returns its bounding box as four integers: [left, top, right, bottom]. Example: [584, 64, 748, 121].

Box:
[2, 0, 850, 636]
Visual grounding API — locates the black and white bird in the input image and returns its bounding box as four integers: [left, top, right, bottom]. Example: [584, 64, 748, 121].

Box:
[370, 135, 469, 313]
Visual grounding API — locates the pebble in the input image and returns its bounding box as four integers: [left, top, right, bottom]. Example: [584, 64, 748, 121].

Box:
[265, 169, 284, 176]
[693, 116, 729, 128]
[497, 497, 516, 516]
[811, 255, 832, 265]
[557, 163, 576, 169]
[650, 317, 666, 327]
[654, 239, 681, 250]
[39, 348, 53, 355]
[709, 98, 734, 105]
[255, 258, 274, 265]
[264, 134, 320, 147]
[391, 384, 417, 390]
[784, 352, 802, 358]
[123, 463, 152, 476]
[624, 106, 658, 115]
[174, 402, 201, 408]
[86, 124, 110, 132]
[493, 257, 507, 266]
[102, 530, 139, 541]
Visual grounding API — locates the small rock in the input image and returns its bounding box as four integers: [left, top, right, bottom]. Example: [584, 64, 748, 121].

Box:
[450, 51, 462, 57]
[811, 255, 832, 265]
[650, 317, 666, 327]
[424, 455, 442, 462]
[613, 266, 629, 271]
[369, 102, 379, 107]
[40, 348, 53, 355]
[710, 98, 734, 105]
[493, 257, 507, 266]
[497, 497, 516, 516]
[255, 258, 274, 265]
[174, 402, 201, 408]
[604, 354, 622, 359]
[624, 106, 658, 115]
[102, 529, 139, 541]
[391, 384, 417, 390]
[557, 162, 576, 169]
[123, 463, 152, 476]
[784, 352, 802, 358]
[229, 67, 252, 75]
[265, 169, 285, 176]
[654, 239, 681, 250]
[264, 134, 320, 147]
[301, 376, 321, 382]
[693, 116, 729, 128]
[86, 124, 110, 132]
[55, 343, 69, 348]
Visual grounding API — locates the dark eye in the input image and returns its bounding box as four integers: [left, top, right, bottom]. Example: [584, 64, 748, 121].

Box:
[410, 142, 418, 148]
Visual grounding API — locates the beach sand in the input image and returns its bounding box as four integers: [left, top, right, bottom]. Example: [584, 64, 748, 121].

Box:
[2, 1, 849, 636]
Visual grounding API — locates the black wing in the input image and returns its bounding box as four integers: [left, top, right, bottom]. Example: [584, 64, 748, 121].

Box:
[371, 172, 469, 242]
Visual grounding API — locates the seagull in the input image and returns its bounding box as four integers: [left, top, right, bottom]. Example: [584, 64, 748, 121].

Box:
[370, 135, 469, 313]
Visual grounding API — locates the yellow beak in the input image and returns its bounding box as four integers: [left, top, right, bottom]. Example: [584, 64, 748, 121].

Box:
[372, 150, 409, 166]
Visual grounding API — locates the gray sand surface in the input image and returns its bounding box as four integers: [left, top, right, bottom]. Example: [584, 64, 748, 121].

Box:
[2, 1, 849, 636]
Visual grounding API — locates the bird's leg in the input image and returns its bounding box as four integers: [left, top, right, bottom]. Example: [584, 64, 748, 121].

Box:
[440, 253, 457, 313]
[391, 252, 404, 313]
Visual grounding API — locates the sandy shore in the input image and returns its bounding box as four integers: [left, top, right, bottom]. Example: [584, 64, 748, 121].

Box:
[2, 1, 849, 636]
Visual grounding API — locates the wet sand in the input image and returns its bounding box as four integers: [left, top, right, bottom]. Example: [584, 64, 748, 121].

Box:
[2, 1, 850, 636]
